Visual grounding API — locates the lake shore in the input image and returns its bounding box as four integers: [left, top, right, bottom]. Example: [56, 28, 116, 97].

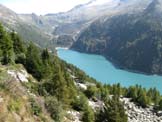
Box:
[57, 48, 162, 94]
[69, 48, 161, 77]
[55, 47, 69, 50]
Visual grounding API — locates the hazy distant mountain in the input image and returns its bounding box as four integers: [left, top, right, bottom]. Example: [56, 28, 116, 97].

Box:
[19, 0, 147, 35]
[72, 0, 162, 75]
[0, 4, 20, 30]
[18, 13, 55, 33]
[16, 0, 152, 48]
[0, 4, 54, 50]
[18, 0, 123, 36]
[144, 0, 162, 18]
[17, 0, 125, 47]
[0, 0, 154, 49]
[48, 0, 151, 35]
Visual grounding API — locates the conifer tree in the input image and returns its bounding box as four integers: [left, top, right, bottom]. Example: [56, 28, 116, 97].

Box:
[96, 96, 127, 122]
[82, 106, 95, 122]
[45, 97, 63, 122]
[10, 31, 25, 54]
[26, 42, 43, 80]
[159, 99, 162, 110]
[0, 24, 14, 64]
[10, 31, 26, 64]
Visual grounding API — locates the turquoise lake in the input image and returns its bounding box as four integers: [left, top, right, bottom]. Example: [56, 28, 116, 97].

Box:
[57, 48, 162, 93]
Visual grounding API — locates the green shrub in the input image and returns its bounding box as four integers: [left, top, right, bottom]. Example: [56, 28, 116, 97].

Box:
[84, 86, 98, 99]
[45, 97, 63, 122]
[82, 106, 95, 122]
[96, 96, 128, 122]
[30, 98, 42, 116]
[0, 82, 7, 91]
[72, 94, 88, 111]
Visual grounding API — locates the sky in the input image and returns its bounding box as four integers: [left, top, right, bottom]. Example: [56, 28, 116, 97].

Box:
[0, 0, 92, 15]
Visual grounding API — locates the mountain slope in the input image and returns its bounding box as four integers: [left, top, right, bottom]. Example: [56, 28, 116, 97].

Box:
[71, 0, 162, 75]
[0, 24, 129, 122]
[0, 0, 152, 48]
[0, 4, 54, 50]
[18, 0, 150, 35]
[16, 0, 151, 48]
[1, 7, 162, 121]
[45, 0, 151, 36]
[0, 64, 53, 122]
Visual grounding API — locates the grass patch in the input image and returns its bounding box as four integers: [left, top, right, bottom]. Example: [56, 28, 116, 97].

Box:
[7, 64, 24, 71]
[7, 98, 21, 112]
[24, 81, 39, 95]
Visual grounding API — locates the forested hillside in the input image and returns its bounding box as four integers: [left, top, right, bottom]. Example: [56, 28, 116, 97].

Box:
[71, 0, 162, 75]
[1, 20, 162, 121]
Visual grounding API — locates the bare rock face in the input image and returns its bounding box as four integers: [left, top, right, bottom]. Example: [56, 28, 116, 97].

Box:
[121, 98, 162, 122]
[88, 100, 104, 110]
[66, 110, 82, 122]
[7, 70, 29, 83]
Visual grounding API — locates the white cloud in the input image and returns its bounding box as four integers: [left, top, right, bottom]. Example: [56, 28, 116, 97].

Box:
[1, 0, 91, 15]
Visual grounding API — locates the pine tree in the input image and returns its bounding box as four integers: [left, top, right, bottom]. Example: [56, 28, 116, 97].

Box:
[96, 96, 128, 122]
[99, 85, 109, 101]
[41, 48, 53, 79]
[10, 31, 26, 64]
[152, 88, 160, 105]
[136, 88, 149, 107]
[41, 48, 50, 62]
[127, 86, 138, 100]
[45, 97, 63, 122]
[85, 86, 98, 99]
[10, 31, 25, 54]
[0, 24, 14, 64]
[26, 42, 43, 80]
[72, 94, 88, 111]
[82, 106, 95, 122]
[159, 99, 162, 110]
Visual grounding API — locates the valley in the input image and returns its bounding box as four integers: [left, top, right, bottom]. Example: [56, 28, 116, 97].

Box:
[57, 48, 162, 94]
[0, 0, 162, 121]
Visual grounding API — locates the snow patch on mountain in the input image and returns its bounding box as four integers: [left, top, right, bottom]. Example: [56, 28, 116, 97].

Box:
[87, 0, 121, 7]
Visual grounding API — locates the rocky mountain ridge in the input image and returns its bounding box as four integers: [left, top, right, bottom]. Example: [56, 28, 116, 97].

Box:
[0, 0, 153, 48]
[71, 0, 162, 75]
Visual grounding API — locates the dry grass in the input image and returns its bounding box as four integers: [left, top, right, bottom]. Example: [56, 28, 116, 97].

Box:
[0, 65, 53, 122]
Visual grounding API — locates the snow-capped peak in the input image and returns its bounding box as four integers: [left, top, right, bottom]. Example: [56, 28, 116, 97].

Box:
[87, 0, 120, 7]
